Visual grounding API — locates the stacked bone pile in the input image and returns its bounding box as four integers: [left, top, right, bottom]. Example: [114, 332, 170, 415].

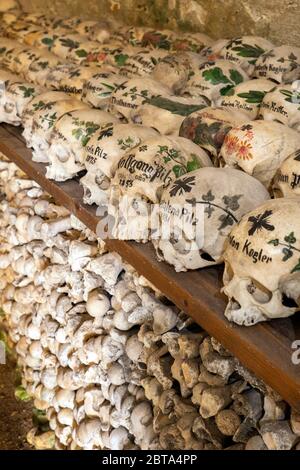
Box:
[1, 157, 300, 450]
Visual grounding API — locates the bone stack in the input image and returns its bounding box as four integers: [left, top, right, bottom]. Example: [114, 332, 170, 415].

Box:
[0, 157, 299, 450]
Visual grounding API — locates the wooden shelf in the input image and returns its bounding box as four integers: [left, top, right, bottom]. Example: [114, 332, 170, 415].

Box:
[1, 123, 300, 411]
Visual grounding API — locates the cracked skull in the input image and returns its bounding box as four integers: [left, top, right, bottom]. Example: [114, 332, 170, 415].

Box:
[222, 198, 300, 325]
[154, 167, 269, 272]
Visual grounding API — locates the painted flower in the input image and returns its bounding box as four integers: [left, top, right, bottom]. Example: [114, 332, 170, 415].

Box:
[237, 140, 253, 160]
[224, 135, 239, 155]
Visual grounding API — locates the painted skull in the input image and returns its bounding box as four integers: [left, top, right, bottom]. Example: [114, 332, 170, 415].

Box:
[46, 109, 119, 181]
[81, 72, 126, 109]
[30, 98, 88, 163]
[154, 167, 269, 272]
[219, 36, 274, 74]
[109, 136, 212, 240]
[109, 77, 171, 121]
[217, 78, 275, 119]
[43, 64, 102, 96]
[172, 32, 213, 53]
[223, 198, 300, 325]
[220, 120, 300, 187]
[253, 46, 300, 82]
[273, 149, 300, 198]
[184, 59, 249, 102]
[179, 106, 249, 161]
[259, 83, 300, 130]
[151, 52, 206, 94]
[0, 74, 42, 126]
[22, 91, 70, 148]
[80, 123, 159, 206]
[131, 94, 208, 135]
[119, 49, 169, 78]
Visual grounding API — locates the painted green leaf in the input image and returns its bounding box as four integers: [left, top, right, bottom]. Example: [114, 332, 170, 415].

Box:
[231, 44, 265, 58]
[202, 67, 231, 85]
[147, 96, 206, 116]
[284, 232, 297, 245]
[114, 53, 129, 66]
[237, 90, 266, 104]
[268, 238, 279, 246]
[220, 85, 235, 96]
[41, 37, 54, 47]
[75, 49, 88, 58]
[19, 86, 35, 98]
[229, 69, 244, 85]
[291, 258, 300, 273]
[186, 154, 201, 172]
[282, 247, 293, 261]
[173, 165, 184, 178]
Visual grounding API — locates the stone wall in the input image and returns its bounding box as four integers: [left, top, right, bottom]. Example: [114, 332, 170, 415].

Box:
[18, 0, 300, 46]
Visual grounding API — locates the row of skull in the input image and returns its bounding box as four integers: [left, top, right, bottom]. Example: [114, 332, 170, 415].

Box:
[0, 13, 300, 325]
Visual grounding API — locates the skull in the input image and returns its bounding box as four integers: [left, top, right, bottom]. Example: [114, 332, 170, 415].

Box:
[0, 75, 42, 126]
[30, 98, 88, 163]
[109, 136, 212, 240]
[22, 91, 70, 148]
[109, 77, 171, 121]
[222, 198, 300, 325]
[119, 49, 169, 78]
[42, 63, 102, 96]
[0, 41, 31, 71]
[47, 109, 119, 181]
[200, 39, 231, 61]
[154, 167, 269, 272]
[86, 22, 111, 43]
[259, 83, 300, 131]
[81, 72, 126, 109]
[183, 59, 249, 102]
[217, 78, 275, 119]
[51, 34, 86, 60]
[80, 123, 159, 206]
[179, 106, 249, 162]
[141, 29, 176, 50]
[171, 32, 212, 53]
[151, 52, 206, 94]
[253, 46, 300, 82]
[273, 149, 300, 198]
[220, 121, 300, 188]
[219, 36, 274, 74]
[131, 94, 208, 135]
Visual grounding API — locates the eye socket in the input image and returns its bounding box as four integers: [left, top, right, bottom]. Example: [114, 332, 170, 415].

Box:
[200, 251, 215, 263]
[282, 294, 299, 309]
[247, 278, 272, 304]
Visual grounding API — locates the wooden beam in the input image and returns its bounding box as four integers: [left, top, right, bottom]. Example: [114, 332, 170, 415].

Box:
[1, 123, 300, 410]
